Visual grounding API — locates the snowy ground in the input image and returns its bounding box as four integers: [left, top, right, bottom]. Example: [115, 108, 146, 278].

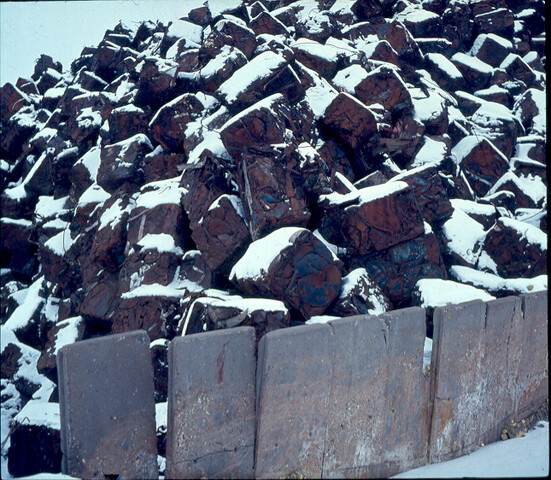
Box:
[2, 422, 548, 479]
[394, 421, 549, 478]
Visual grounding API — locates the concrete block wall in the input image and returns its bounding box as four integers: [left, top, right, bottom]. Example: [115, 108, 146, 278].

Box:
[57, 291, 547, 479]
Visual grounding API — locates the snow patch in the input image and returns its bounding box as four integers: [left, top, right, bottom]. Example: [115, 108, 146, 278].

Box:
[320, 181, 409, 207]
[415, 278, 495, 308]
[441, 209, 486, 266]
[219, 51, 286, 103]
[137, 233, 184, 255]
[450, 265, 547, 295]
[230, 227, 306, 282]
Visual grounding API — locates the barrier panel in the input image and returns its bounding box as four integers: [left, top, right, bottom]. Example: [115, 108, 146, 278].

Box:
[428, 292, 549, 463]
[516, 291, 548, 419]
[321, 307, 430, 478]
[255, 323, 333, 478]
[165, 326, 256, 479]
[56, 292, 547, 478]
[255, 307, 429, 478]
[478, 296, 523, 446]
[57, 331, 158, 479]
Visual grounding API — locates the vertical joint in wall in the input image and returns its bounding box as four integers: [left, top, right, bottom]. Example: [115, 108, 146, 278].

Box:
[425, 307, 443, 463]
[320, 320, 337, 477]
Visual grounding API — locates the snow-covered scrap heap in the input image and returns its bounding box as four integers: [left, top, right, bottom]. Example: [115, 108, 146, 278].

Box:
[0, 0, 547, 476]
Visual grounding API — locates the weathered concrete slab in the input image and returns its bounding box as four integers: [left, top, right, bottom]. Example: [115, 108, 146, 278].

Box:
[166, 327, 256, 479]
[322, 307, 429, 478]
[255, 309, 428, 479]
[429, 300, 487, 462]
[516, 291, 548, 419]
[478, 296, 523, 445]
[255, 324, 333, 479]
[57, 330, 158, 479]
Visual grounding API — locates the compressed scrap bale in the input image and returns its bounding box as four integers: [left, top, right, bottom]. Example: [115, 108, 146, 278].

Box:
[487, 171, 545, 209]
[291, 38, 344, 79]
[388, 164, 453, 224]
[328, 267, 390, 318]
[500, 53, 537, 86]
[37, 316, 86, 381]
[425, 53, 466, 92]
[142, 151, 184, 183]
[7, 401, 62, 477]
[89, 194, 133, 272]
[134, 57, 177, 110]
[469, 100, 523, 159]
[469, 33, 513, 68]
[319, 181, 425, 256]
[187, 45, 247, 92]
[352, 230, 448, 307]
[180, 149, 237, 226]
[182, 293, 290, 340]
[202, 17, 257, 60]
[451, 52, 493, 91]
[100, 104, 149, 145]
[111, 293, 182, 341]
[148, 93, 213, 153]
[480, 217, 547, 279]
[76, 269, 119, 323]
[0, 218, 37, 278]
[1, 107, 41, 160]
[191, 194, 251, 272]
[230, 227, 342, 319]
[236, 144, 311, 240]
[321, 90, 378, 148]
[513, 88, 546, 136]
[57, 330, 158, 479]
[126, 177, 188, 245]
[218, 50, 303, 113]
[218, 93, 296, 157]
[450, 136, 509, 197]
[333, 64, 413, 116]
[166, 327, 256, 479]
[97, 133, 153, 193]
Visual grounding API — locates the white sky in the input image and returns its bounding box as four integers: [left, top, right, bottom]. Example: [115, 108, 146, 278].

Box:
[0, 0, 205, 85]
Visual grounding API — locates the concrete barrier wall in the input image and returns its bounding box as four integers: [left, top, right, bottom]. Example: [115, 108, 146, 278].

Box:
[428, 292, 548, 463]
[253, 291, 547, 478]
[166, 327, 256, 479]
[57, 292, 547, 479]
[57, 331, 158, 479]
[254, 307, 430, 478]
[516, 292, 548, 419]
